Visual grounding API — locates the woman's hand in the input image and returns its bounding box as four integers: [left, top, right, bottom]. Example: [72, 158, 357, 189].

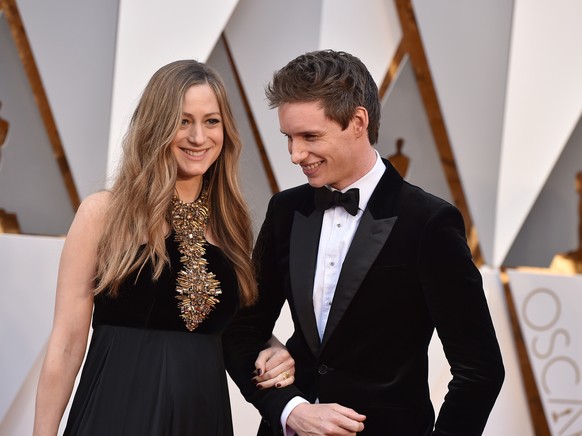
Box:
[252, 335, 295, 389]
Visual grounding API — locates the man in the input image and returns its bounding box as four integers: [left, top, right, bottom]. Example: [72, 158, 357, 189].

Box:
[224, 49, 504, 436]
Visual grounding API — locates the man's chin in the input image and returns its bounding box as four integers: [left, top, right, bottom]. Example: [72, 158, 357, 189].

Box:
[307, 180, 326, 189]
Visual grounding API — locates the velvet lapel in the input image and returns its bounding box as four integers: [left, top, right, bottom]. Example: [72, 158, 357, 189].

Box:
[289, 208, 324, 357]
[321, 159, 402, 349]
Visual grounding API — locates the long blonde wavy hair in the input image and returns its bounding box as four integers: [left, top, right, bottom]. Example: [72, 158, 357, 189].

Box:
[95, 60, 257, 306]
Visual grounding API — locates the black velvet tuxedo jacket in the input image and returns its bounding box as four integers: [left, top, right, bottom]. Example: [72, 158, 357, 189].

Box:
[224, 159, 504, 436]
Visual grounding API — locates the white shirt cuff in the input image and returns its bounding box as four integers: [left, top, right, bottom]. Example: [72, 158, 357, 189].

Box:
[280, 396, 309, 436]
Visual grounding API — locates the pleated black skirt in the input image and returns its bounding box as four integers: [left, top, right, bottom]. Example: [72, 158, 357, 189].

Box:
[64, 325, 234, 436]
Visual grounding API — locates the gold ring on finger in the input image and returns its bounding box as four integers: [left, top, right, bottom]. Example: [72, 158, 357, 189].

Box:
[280, 371, 291, 380]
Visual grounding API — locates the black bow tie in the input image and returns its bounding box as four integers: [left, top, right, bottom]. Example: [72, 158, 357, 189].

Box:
[314, 187, 360, 216]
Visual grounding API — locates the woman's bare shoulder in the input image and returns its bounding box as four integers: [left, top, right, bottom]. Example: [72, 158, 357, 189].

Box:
[71, 190, 113, 231]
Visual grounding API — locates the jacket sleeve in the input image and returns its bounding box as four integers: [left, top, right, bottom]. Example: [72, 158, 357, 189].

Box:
[223, 194, 304, 435]
[418, 204, 505, 436]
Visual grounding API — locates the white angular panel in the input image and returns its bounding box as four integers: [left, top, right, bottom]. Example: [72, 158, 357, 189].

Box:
[0, 235, 64, 423]
[225, 0, 323, 190]
[480, 267, 534, 436]
[413, 0, 514, 265]
[495, 0, 582, 266]
[16, 0, 119, 199]
[504, 115, 582, 268]
[107, 0, 240, 178]
[0, 346, 44, 436]
[378, 57, 452, 203]
[320, 0, 401, 85]
[0, 18, 74, 235]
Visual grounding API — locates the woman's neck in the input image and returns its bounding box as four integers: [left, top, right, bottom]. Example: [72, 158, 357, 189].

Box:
[175, 178, 203, 203]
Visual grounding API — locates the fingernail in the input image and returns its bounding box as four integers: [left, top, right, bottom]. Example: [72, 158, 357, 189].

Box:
[257, 384, 263, 390]
[252, 378, 258, 385]
[275, 383, 281, 388]
[257, 369, 262, 376]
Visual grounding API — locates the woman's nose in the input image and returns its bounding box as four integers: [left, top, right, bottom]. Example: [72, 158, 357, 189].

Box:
[188, 124, 205, 144]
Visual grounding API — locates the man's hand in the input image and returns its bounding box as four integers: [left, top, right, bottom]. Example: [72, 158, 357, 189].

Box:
[252, 335, 295, 389]
[287, 403, 366, 435]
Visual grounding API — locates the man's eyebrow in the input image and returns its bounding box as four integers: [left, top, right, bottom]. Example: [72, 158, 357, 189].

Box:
[280, 129, 320, 136]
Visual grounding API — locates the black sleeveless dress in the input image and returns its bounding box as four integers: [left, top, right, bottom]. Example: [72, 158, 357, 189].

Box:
[64, 233, 239, 435]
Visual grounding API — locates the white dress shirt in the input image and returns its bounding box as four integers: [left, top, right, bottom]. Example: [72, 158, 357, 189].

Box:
[281, 151, 386, 434]
[312, 153, 386, 338]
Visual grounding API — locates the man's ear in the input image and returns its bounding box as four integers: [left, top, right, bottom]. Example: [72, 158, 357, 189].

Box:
[352, 106, 369, 138]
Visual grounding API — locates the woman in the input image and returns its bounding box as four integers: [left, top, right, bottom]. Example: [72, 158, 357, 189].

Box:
[33, 60, 294, 435]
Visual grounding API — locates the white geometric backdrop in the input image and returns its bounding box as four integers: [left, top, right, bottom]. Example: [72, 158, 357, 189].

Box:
[1, 0, 581, 434]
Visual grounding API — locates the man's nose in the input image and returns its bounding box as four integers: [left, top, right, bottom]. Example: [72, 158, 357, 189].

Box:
[290, 141, 308, 164]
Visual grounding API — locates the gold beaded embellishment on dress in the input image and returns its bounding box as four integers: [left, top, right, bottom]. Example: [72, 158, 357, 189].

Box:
[171, 186, 221, 331]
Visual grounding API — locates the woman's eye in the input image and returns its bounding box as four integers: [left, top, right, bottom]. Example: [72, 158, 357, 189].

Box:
[207, 118, 221, 126]
[180, 119, 190, 126]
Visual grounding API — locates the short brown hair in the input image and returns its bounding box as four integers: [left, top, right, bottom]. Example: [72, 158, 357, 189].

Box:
[265, 50, 380, 144]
